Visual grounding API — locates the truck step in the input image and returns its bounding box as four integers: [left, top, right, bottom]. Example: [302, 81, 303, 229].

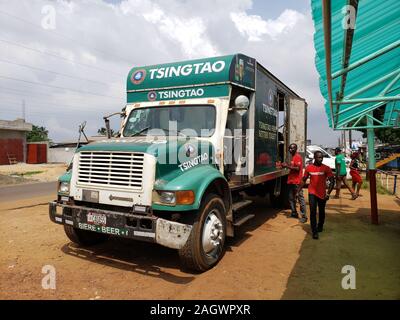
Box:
[233, 213, 255, 227]
[232, 199, 253, 212]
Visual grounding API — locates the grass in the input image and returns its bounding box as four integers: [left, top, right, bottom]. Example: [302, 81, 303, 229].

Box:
[361, 181, 392, 195]
[12, 171, 44, 177]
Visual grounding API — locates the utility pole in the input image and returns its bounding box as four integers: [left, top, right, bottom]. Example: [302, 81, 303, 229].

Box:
[342, 131, 346, 150]
[22, 99, 27, 163]
[22, 99, 26, 120]
[367, 113, 378, 224]
[349, 129, 352, 151]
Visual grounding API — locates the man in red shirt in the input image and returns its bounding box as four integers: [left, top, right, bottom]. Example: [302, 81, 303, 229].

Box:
[297, 150, 335, 239]
[282, 143, 306, 223]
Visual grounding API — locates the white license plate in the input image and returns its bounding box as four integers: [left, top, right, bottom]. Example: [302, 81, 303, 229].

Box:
[87, 212, 107, 226]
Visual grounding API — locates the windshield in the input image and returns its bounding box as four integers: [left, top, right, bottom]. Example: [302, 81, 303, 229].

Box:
[123, 105, 216, 137]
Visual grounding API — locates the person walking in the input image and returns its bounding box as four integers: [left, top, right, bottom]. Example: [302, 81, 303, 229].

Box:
[349, 152, 363, 197]
[332, 147, 357, 200]
[297, 151, 335, 239]
[282, 143, 307, 223]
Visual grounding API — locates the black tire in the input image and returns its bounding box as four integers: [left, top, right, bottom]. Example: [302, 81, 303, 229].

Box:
[178, 193, 226, 272]
[64, 225, 110, 246]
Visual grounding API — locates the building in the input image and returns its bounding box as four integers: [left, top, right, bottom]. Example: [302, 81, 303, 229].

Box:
[48, 136, 107, 164]
[0, 119, 33, 165]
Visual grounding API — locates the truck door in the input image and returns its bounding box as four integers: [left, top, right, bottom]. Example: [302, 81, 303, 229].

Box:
[287, 98, 307, 160]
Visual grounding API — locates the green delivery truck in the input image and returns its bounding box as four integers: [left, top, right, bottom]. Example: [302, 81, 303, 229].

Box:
[49, 53, 307, 271]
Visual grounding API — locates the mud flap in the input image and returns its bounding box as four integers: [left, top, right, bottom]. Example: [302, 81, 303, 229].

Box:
[274, 176, 282, 197]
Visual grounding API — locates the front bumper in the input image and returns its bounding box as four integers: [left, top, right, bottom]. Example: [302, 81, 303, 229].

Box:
[49, 201, 192, 250]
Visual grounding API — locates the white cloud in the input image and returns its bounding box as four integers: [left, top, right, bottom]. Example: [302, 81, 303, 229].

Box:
[230, 12, 267, 41]
[120, 0, 218, 58]
[81, 51, 98, 65]
[230, 9, 304, 41]
[45, 117, 76, 138]
[266, 9, 305, 37]
[142, 7, 164, 24]
[158, 17, 218, 58]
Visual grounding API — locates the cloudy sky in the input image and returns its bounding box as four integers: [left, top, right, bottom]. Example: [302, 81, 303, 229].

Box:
[0, 0, 361, 145]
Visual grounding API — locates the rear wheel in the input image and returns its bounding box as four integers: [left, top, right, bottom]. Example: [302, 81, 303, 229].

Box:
[64, 225, 110, 246]
[178, 194, 226, 272]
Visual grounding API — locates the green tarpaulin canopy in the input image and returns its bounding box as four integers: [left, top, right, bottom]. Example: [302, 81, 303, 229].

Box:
[311, 0, 400, 130]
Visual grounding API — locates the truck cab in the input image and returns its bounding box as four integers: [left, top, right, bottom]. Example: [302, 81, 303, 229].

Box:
[49, 54, 307, 271]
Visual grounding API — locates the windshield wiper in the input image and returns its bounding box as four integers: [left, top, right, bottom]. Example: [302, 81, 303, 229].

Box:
[177, 130, 188, 138]
[161, 128, 188, 138]
[130, 127, 189, 138]
[130, 126, 151, 137]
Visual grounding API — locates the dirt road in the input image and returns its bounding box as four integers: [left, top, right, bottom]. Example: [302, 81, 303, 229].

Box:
[0, 185, 399, 300]
[0, 182, 56, 202]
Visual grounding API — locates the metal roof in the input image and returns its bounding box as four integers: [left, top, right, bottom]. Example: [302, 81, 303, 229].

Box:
[311, 0, 400, 130]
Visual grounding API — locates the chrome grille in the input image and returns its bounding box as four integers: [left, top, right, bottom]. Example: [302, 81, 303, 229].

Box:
[77, 151, 144, 189]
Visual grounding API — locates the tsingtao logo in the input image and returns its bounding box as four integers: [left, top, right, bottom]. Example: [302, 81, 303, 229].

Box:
[185, 144, 196, 157]
[131, 69, 147, 85]
[148, 91, 157, 101]
[268, 88, 274, 106]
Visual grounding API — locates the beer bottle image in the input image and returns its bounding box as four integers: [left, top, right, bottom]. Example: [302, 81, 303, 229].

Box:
[234, 56, 240, 81]
[239, 59, 244, 82]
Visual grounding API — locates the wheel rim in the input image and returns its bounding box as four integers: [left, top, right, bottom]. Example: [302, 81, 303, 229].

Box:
[202, 210, 224, 257]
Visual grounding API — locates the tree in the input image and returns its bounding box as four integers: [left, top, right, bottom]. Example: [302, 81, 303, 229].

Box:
[356, 126, 400, 144]
[352, 106, 400, 144]
[27, 125, 49, 142]
[97, 127, 115, 136]
[374, 128, 400, 144]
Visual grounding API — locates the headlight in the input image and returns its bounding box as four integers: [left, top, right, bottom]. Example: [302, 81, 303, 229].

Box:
[154, 191, 176, 205]
[58, 182, 70, 194]
[153, 190, 195, 206]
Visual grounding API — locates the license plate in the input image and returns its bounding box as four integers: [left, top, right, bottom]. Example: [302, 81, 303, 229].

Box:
[87, 212, 107, 226]
[82, 190, 99, 203]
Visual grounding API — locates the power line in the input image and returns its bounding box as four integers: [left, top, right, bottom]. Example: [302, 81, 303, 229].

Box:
[22, 99, 25, 120]
[0, 107, 95, 119]
[0, 9, 133, 66]
[0, 38, 126, 77]
[0, 85, 89, 102]
[0, 94, 117, 113]
[0, 103, 113, 118]
[0, 86, 125, 110]
[0, 101, 113, 114]
[0, 74, 121, 99]
[0, 84, 123, 102]
[0, 58, 116, 86]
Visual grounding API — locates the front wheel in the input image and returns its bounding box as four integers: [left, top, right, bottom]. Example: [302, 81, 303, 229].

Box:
[178, 194, 226, 272]
[64, 225, 110, 246]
